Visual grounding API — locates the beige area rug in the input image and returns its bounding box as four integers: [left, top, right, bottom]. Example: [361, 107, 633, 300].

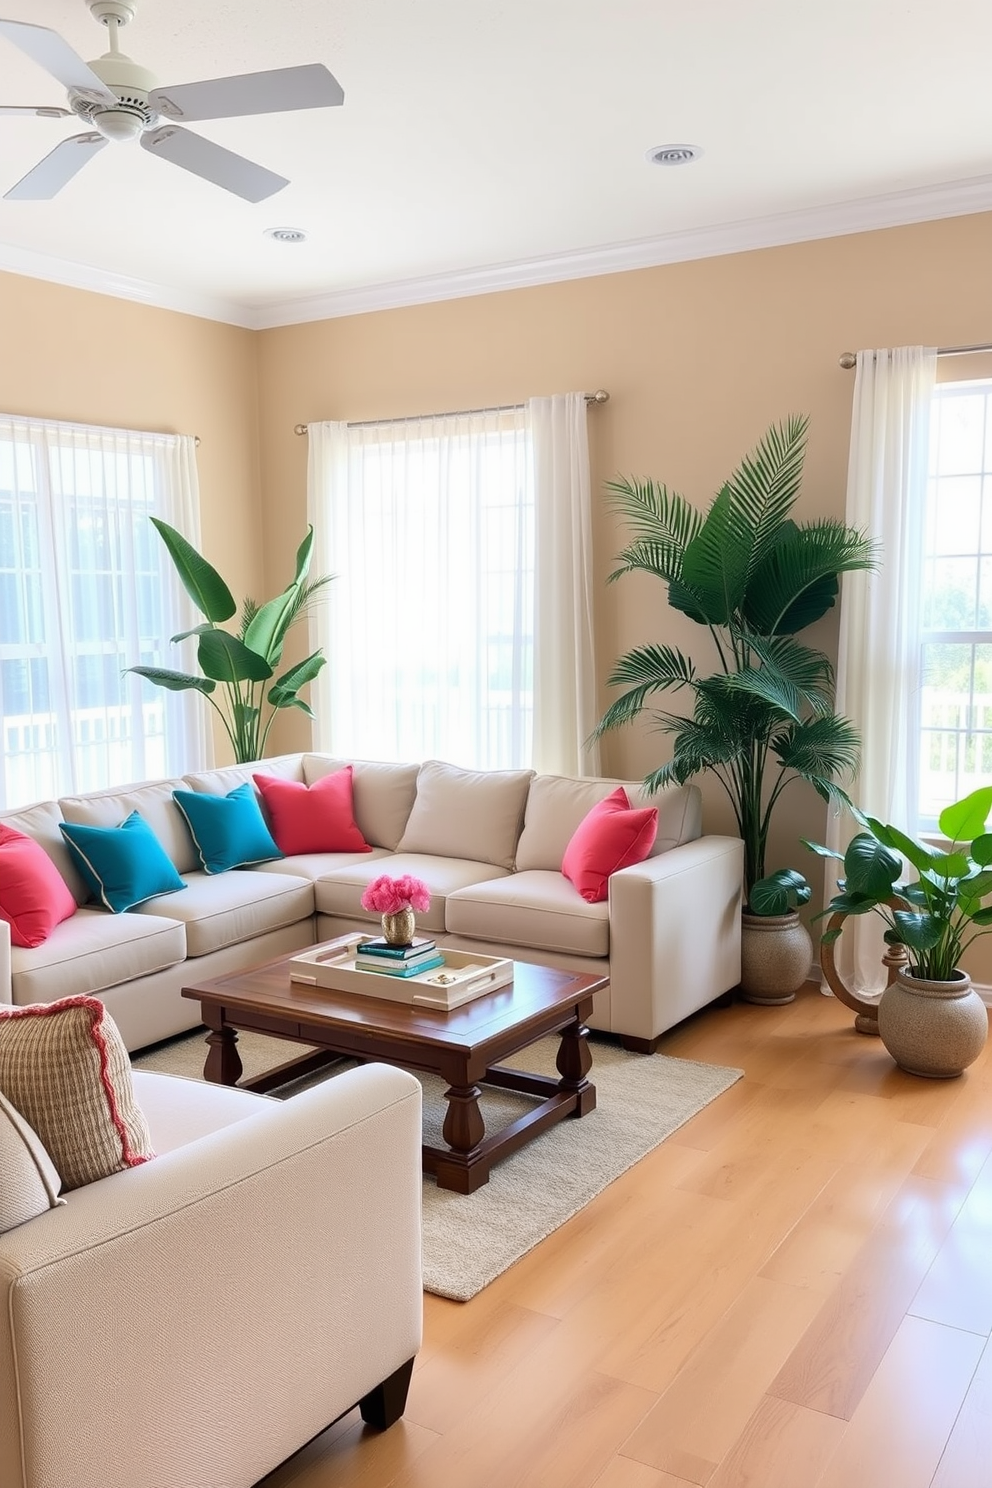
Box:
[134, 1029, 743, 1302]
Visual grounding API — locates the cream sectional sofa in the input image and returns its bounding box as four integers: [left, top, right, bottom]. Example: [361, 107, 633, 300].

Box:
[0, 755, 744, 1055]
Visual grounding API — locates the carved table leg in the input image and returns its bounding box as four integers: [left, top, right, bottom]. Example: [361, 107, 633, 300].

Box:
[441, 1083, 485, 1153]
[556, 1015, 596, 1115]
[205, 1025, 243, 1086]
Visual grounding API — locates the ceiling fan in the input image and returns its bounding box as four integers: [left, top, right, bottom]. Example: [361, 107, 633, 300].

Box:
[0, 0, 344, 203]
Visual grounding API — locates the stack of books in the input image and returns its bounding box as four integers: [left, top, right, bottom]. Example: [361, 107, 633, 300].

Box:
[354, 935, 445, 978]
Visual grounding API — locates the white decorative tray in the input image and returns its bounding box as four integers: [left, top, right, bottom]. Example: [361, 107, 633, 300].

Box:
[288, 934, 514, 1010]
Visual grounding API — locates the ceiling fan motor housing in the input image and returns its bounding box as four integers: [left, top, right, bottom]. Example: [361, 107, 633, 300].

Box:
[71, 51, 159, 140]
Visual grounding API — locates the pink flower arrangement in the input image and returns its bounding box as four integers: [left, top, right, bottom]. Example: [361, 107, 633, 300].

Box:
[360, 873, 431, 915]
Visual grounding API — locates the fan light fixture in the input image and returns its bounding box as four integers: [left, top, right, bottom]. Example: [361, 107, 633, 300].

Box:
[646, 144, 703, 166]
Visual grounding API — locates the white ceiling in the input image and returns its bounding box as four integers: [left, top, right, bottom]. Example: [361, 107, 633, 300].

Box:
[2, 0, 992, 328]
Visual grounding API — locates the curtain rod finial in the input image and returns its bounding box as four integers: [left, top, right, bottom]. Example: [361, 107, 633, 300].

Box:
[839, 352, 857, 369]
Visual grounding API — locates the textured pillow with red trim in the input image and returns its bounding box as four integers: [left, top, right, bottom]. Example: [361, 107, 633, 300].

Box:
[0, 995, 154, 1191]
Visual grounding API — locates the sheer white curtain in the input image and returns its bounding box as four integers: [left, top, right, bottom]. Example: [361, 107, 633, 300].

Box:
[826, 346, 937, 992]
[307, 393, 599, 773]
[0, 418, 209, 806]
[530, 394, 601, 776]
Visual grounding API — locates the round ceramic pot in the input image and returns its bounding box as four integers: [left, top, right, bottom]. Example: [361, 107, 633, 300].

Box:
[877, 968, 989, 1078]
[739, 911, 814, 1005]
[381, 908, 416, 946]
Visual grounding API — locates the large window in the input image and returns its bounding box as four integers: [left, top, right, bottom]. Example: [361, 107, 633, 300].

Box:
[919, 381, 992, 828]
[0, 417, 208, 808]
[308, 408, 536, 769]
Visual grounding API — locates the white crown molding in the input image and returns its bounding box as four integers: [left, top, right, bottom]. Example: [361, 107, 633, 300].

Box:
[4, 169, 992, 330]
[250, 170, 992, 328]
[0, 241, 253, 327]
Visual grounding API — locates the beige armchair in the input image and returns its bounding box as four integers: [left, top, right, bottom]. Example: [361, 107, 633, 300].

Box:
[0, 1057, 423, 1488]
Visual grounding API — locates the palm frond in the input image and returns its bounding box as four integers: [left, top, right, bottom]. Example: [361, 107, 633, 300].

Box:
[604, 478, 703, 552]
[606, 644, 697, 691]
[725, 634, 835, 718]
[724, 414, 809, 574]
[745, 520, 877, 634]
[771, 714, 861, 781]
[607, 539, 689, 586]
[239, 597, 259, 641]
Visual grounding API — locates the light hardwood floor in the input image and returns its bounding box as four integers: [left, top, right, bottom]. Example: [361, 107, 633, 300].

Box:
[258, 985, 992, 1488]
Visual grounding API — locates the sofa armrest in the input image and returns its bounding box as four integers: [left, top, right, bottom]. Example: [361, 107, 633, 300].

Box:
[0, 1063, 423, 1488]
[608, 835, 743, 1042]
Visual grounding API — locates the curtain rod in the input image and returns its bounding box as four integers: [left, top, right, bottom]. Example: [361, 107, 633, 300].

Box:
[838, 343, 992, 369]
[293, 389, 610, 436]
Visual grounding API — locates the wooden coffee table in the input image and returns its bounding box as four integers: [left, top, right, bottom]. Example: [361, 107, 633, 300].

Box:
[182, 945, 607, 1193]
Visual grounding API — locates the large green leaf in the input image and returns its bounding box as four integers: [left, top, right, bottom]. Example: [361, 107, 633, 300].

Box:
[244, 589, 299, 667]
[125, 665, 216, 695]
[723, 414, 809, 578]
[891, 910, 945, 951]
[862, 816, 937, 874]
[679, 486, 751, 624]
[197, 629, 273, 683]
[744, 521, 875, 635]
[151, 518, 236, 623]
[292, 526, 315, 585]
[938, 786, 992, 843]
[267, 651, 326, 707]
[749, 867, 812, 915]
[842, 833, 902, 897]
[972, 833, 992, 867]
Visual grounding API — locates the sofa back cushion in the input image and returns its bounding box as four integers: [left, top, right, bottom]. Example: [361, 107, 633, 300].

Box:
[304, 756, 421, 850]
[182, 754, 305, 800]
[397, 760, 535, 870]
[515, 775, 701, 872]
[59, 778, 197, 874]
[0, 1087, 64, 1233]
[0, 799, 89, 904]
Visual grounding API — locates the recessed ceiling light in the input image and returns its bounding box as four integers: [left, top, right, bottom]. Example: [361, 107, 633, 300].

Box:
[645, 144, 703, 166]
[264, 227, 308, 243]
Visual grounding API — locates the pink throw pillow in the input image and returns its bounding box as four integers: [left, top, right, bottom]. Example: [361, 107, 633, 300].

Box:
[0, 825, 77, 948]
[561, 787, 659, 903]
[253, 767, 372, 855]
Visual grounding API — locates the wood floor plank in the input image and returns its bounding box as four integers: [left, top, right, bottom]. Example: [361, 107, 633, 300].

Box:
[597, 1463, 698, 1488]
[704, 1396, 845, 1488]
[910, 1147, 992, 1335]
[405, 1301, 559, 1433]
[810, 1315, 984, 1488]
[930, 1331, 992, 1487]
[621, 1276, 824, 1480]
[768, 1171, 970, 1419]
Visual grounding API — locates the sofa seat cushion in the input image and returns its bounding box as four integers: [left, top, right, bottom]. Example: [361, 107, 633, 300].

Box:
[131, 1069, 273, 1153]
[445, 870, 611, 958]
[10, 909, 186, 1007]
[259, 846, 394, 883]
[315, 853, 511, 934]
[134, 869, 314, 957]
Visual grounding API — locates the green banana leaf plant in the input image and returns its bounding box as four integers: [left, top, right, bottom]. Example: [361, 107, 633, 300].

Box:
[127, 519, 332, 763]
[595, 415, 877, 910]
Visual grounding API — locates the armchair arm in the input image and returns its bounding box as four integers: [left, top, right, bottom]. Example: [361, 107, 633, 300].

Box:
[0, 1063, 423, 1488]
[608, 835, 743, 1043]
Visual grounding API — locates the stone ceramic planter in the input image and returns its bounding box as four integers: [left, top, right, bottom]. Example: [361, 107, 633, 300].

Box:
[877, 967, 989, 1078]
[739, 911, 814, 1006]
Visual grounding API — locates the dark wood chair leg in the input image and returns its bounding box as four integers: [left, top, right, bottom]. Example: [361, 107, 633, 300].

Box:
[619, 1033, 661, 1054]
[358, 1356, 416, 1430]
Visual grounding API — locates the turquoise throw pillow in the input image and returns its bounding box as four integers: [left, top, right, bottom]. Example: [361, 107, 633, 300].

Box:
[173, 783, 282, 874]
[59, 812, 187, 914]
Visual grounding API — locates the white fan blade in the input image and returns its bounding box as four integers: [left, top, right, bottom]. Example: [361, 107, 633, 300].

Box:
[0, 20, 116, 101]
[4, 132, 107, 200]
[0, 105, 71, 117]
[149, 63, 343, 122]
[141, 124, 288, 202]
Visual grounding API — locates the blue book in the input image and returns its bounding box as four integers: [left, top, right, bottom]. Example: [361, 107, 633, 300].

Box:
[358, 936, 436, 959]
[355, 953, 445, 979]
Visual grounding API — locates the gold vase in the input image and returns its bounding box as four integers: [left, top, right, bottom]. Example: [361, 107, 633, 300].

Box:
[381, 908, 416, 946]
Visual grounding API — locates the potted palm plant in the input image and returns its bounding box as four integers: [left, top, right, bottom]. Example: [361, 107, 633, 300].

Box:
[596, 414, 876, 1004]
[805, 788, 992, 1076]
[127, 520, 333, 763]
